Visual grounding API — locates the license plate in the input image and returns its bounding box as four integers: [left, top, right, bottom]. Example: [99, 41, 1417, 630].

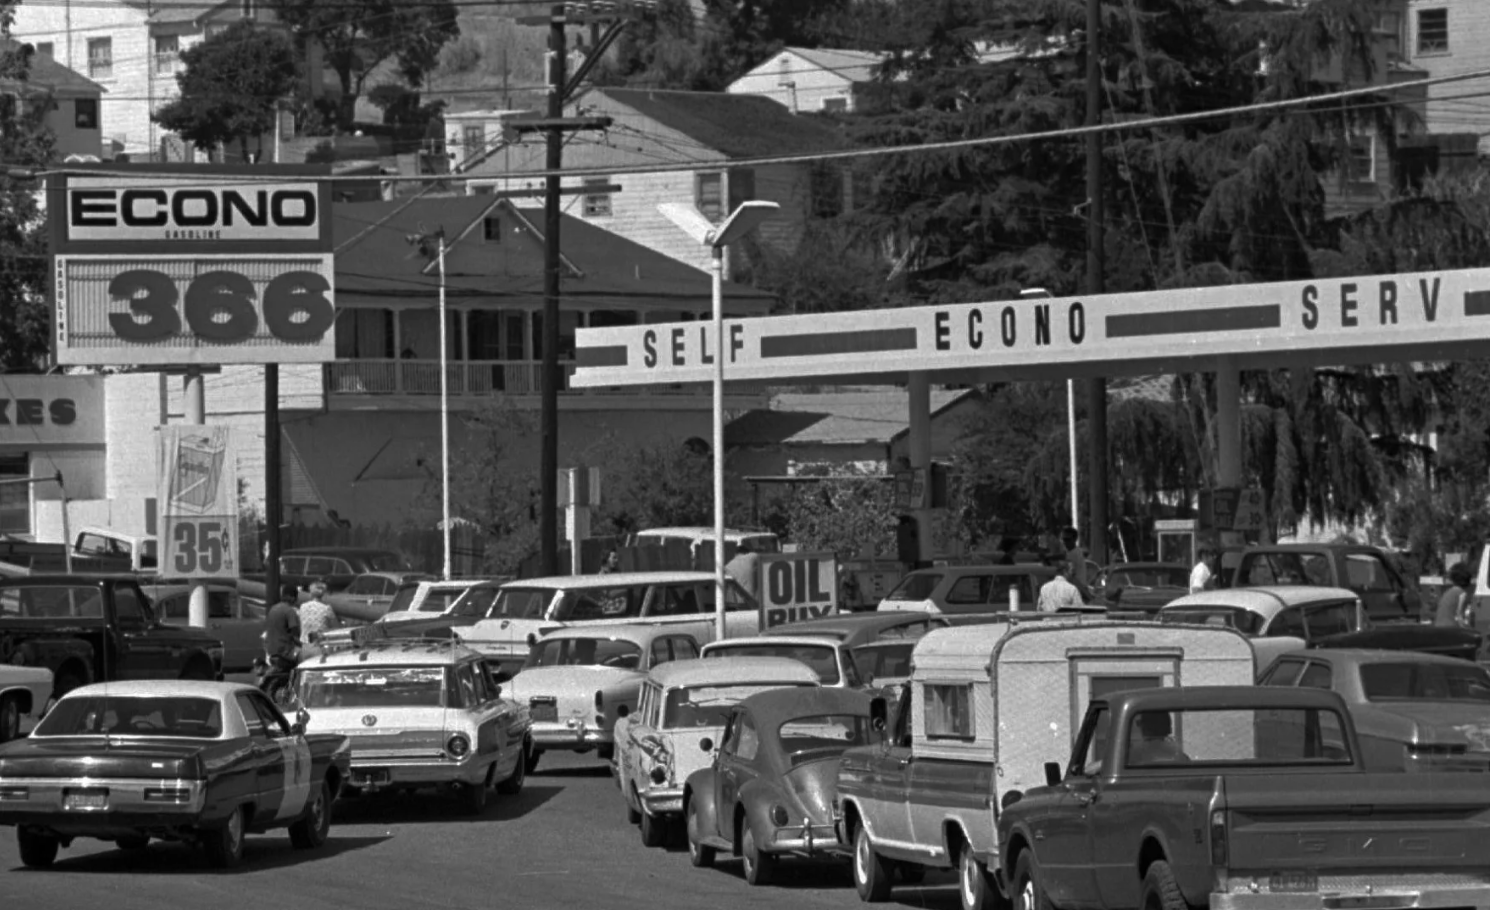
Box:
[1269, 871, 1318, 893]
[531, 704, 557, 723]
[63, 788, 108, 811]
[353, 769, 390, 785]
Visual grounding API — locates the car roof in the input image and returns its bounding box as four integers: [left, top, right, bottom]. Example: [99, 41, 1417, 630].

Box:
[538, 623, 688, 645]
[1103, 562, 1189, 572]
[500, 571, 720, 589]
[283, 547, 402, 556]
[648, 656, 821, 688]
[398, 579, 484, 590]
[304, 640, 484, 667]
[704, 636, 843, 651]
[351, 571, 428, 580]
[1279, 647, 1489, 669]
[759, 612, 947, 640]
[1099, 684, 1349, 712]
[853, 639, 917, 651]
[735, 686, 873, 724]
[635, 528, 776, 541]
[64, 680, 256, 699]
[1162, 585, 1359, 617]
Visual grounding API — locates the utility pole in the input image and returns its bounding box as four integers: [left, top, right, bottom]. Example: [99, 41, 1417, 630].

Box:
[1085, 0, 1109, 565]
[517, 2, 634, 576]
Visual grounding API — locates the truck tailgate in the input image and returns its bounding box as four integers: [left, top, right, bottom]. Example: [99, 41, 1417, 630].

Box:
[1224, 773, 1490, 870]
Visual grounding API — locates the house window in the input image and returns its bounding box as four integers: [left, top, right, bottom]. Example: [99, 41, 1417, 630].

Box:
[75, 98, 98, 130]
[1417, 8, 1448, 54]
[483, 216, 501, 241]
[34, 42, 52, 58]
[776, 55, 792, 87]
[154, 35, 179, 74]
[696, 172, 723, 223]
[1348, 134, 1375, 183]
[728, 168, 756, 211]
[463, 125, 484, 153]
[0, 455, 29, 534]
[205, 23, 229, 39]
[582, 177, 611, 217]
[924, 683, 974, 740]
[822, 96, 848, 112]
[87, 37, 112, 79]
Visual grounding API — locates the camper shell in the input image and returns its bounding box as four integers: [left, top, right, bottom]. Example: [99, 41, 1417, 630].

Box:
[836, 618, 1257, 908]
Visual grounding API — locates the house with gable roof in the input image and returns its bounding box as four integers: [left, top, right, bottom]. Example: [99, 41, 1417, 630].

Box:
[0, 40, 105, 161]
[726, 47, 888, 114]
[461, 86, 848, 279]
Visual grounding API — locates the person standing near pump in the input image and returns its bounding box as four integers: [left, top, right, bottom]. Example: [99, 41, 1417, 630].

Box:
[1190, 546, 1218, 594]
[262, 583, 303, 668]
[1037, 560, 1085, 612]
[297, 579, 341, 658]
[1434, 562, 1475, 628]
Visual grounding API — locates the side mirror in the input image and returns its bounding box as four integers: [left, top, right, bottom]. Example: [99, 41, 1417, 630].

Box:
[699, 737, 714, 752]
[1044, 761, 1063, 787]
[869, 696, 888, 731]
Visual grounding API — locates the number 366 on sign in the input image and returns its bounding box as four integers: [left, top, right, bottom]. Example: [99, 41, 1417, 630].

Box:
[54, 254, 337, 365]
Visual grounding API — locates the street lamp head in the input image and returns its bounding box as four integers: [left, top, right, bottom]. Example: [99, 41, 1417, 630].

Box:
[658, 200, 781, 249]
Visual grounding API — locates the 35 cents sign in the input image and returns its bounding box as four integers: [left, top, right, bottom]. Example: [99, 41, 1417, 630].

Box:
[49, 165, 336, 366]
[159, 425, 238, 580]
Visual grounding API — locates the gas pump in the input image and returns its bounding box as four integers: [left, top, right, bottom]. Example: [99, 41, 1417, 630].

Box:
[1154, 519, 1197, 567]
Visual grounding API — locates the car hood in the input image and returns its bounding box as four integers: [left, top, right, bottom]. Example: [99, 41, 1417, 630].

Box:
[0, 665, 53, 686]
[458, 618, 562, 651]
[1365, 702, 1490, 750]
[777, 756, 844, 825]
[507, 666, 642, 701]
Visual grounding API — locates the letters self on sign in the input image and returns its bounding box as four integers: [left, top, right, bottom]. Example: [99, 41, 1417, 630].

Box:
[48, 165, 337, 366]
[757, 552, 839, 629]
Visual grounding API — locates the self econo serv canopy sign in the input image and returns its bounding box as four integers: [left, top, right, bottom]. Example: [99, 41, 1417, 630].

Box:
[49, 164, 336, 366]
[570, 267, 1490, 387]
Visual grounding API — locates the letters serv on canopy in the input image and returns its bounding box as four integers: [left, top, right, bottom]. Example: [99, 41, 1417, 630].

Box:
[572, 268, 1490, 387]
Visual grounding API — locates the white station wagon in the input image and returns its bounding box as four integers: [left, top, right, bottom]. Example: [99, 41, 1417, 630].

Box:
[613, 656, 820, 847]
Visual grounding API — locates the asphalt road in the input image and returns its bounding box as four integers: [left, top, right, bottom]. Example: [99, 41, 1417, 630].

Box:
[0, 749, 963, 910]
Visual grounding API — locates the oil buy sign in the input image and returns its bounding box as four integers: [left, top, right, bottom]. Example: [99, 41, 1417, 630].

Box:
[758, 552, 838, 629]
[49, 165, 335, 366]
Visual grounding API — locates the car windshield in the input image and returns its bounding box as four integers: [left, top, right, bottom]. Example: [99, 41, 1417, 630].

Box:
[663, 684, 804, 728]
[1159, 607, 1264, 635]
[487, 588, 552, 619]
[388, 585, 420, 613]
[705, 644, 840, 684]
[884, 573, 942, 601]
[1360, 662, 1490, 703]
[777, 713, 874, 765]
[525, 637, 642, 669]
[297, 666, 448, 708]
[34, 695, 223, 738]
[0, 585, 104, 619]
[1123, 706, 1354, 768]
[366, 553, 408, 572]
[410, 589, 467, 614]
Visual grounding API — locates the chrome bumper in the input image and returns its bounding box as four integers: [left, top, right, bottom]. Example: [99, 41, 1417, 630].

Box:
[1211, 887, 1490, 910]
[769, 822, 844, 855]
[531, 721, 610, 750]
[639, 785, 683, 816]
[347, 756, 490, 789]
[0, 777, 205, 815]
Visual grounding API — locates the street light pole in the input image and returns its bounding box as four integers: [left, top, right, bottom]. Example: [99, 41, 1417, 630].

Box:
[438, 231, 452, 579]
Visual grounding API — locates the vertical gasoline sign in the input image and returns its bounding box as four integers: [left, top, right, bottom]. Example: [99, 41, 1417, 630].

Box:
[159, 425, 238, 579]
[758, 552, 838, 629]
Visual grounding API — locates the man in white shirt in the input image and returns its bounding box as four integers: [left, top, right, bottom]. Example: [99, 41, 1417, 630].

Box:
[297, 579, 341, 649]
[1037, 561, 1085, 612]
[1189, 547, 1216, 594]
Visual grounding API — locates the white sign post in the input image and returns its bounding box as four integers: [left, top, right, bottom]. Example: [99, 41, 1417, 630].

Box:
[757, 552, 838, 630]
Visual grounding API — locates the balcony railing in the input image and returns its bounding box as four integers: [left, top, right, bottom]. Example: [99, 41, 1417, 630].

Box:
[326, 359, 763, 398]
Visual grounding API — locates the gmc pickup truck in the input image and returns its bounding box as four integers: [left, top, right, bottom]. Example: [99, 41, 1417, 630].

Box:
[0, 529, 156, 578]
[0, 575, 223, 699]
[1228, 544, 1419, 621]
[996, 686, 1490, 910]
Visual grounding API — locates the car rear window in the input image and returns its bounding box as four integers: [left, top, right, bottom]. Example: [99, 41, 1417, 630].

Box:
[885, 573, 943, 601]
[298, 666, 448, 708]
[35, 695, 223, 738]
[489, 588, 553, 619]
[526, 637, 642, 669]
[777, 714, 874, 765]
[0, 584, 103, 619]
[1360, 662, 1490, 703]
[664, 684, 799, 728]
[1159, 607, 1263, 635]
[1124, 707, 1353, 767]
[366, 553, 408, 572]
[705, 643, 840, 684]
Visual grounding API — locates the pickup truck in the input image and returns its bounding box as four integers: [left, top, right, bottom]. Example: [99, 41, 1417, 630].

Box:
[1227, 543, 1420, 622]
[0, 575, 223, 699]
[0, 528, 156, 578]
[996, 686, 1490, 910]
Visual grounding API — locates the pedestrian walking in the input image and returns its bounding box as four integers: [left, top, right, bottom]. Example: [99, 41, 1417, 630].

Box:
[1189, 546, 1217, 594]
[1434, 561, 1475, 628]
[1037, 560, 1085, 612]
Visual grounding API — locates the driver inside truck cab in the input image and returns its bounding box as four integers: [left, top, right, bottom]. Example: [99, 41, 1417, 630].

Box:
[1127, 711, 1190, 765]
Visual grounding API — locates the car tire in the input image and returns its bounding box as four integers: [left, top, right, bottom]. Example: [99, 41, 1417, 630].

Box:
[117, 835, 150, 851]
[640, 807, 667, 847]
[497, 740, 529, 795]
[289, 780, 332, 849]
[202, 805, 246, 869]
[960, 844, 998, 910]
[524, 747, 543, 775]
[461, 771, 491, 816]
[626, 786, 642, 825]
[18, 827, 59, 868]
[1013, 849, 1054, 910]
[0, 694, 20, 744]
[686, 798, 715, 868]
[741, 823, 774, 886]
[1141, 860, 1187, 910]
[854, 824, 893, 902]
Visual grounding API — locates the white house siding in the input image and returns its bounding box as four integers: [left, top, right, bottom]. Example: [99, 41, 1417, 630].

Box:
[726, 49, 863, 113]
[1406, 0, 1490, 147]
[48, 96, 104, 160]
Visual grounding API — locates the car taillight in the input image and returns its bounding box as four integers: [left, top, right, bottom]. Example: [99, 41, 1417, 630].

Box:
[0, 786, 28, 800]
[447, 733, 471, 757]
[770, 804, 790, 826]
[1210, 809, 1227, 865]
[144, 787, 192, 803]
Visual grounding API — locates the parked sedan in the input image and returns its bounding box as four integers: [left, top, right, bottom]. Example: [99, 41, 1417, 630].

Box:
[144, 582, 265, 672]
[325, 571, 433, 624]
[1091, 562, 1190, 612]
[507, 624, 702, 770]
[684, 687, 878, 885]
[0, 680, 350, 868]
[759, 612, 950, 648]
[1259, 648, 1490, 771]
[0, 664, 52, 742]
[614, 657, 820, 848]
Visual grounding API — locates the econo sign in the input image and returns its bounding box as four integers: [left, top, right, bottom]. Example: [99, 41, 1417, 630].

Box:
[49, 166, 336, 366]
[571, 266, 1490, 387]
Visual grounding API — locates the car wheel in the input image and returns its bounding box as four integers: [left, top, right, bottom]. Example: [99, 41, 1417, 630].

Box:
[960, 844, 998, 910]
[18, 828, 59, 868]
[0, 695, 20, 743]
[1013, 849, 1053, 910]
[640, 807, 667, 847]
[626, 786, 642, 825]
[741, 823, 774, 886]
[497, 741, 529, 795]
[289, 780, 332, 849]
[460, 772, 491, 816]
[854, 824, 893, 902]
[1141, 860, 1187, 910]
[202, 805, 246, 869]
[524, 747, 543, 775]
[686, 798, 715, 868]
[117, 835, 150, 851]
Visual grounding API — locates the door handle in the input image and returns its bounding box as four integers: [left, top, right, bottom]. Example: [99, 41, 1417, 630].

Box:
[1074, 791, 1097, 806]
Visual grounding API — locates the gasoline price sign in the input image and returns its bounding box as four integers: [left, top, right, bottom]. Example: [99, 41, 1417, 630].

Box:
[159, 426, 239, 580]
[169, 518, 235, 575]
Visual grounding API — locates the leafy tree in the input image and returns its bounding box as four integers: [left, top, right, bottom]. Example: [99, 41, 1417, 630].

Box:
[153, 21, 297, 162]
[693, 0, 856, 89]
[0, 19, 56, 373]
[429, 398, 543, 575]
[267, 0, 459, 129]
[596, 0, 707, 89]
[596, 438, 750, 536]
[770, 475, 898, 558]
